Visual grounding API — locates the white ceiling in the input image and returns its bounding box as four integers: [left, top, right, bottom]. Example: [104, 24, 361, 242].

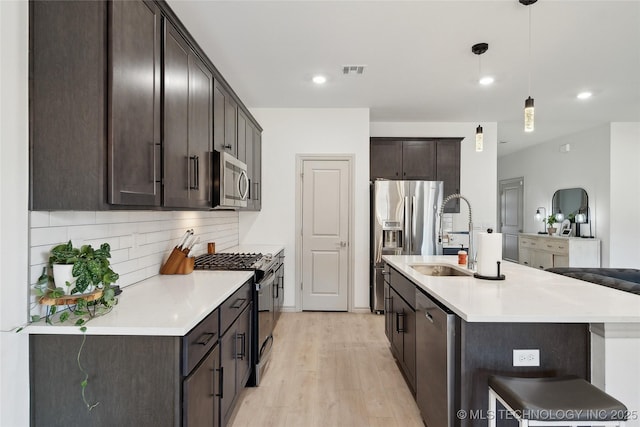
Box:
[167, 0, 640, 156]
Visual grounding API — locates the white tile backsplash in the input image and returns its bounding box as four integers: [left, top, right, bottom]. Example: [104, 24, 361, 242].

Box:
[28, 210, 240, 313]
[49, 211, 96, 226]
[30, 211, 50, 227]
[30, 226, 68, 246]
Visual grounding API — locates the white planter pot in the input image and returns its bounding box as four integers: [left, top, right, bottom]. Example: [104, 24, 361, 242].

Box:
[52, 264, 76, 295]
[52, 264, 96, 295]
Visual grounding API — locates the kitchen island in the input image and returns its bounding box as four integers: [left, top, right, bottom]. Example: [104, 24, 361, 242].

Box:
[383, 255, 640, 427]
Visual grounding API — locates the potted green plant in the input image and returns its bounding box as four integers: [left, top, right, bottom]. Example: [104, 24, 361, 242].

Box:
[49, 241, 119, 295]
[545, 214, 558, 235]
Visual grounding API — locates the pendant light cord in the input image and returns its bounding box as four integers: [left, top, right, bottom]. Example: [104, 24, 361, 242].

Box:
[477, 55, 482, 119]
[528, 5, 532, 96]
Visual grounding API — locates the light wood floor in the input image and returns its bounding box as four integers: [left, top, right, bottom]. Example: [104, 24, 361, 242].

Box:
[229, 312, 424, 427]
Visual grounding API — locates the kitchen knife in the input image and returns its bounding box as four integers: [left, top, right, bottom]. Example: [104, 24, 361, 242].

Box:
[177, 229, 193, 249]
[182, 233, 196, 253]
[185, 237, 200, 256]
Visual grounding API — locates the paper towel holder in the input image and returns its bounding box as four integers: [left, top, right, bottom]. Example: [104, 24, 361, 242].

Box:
[474, 261, 506, 280]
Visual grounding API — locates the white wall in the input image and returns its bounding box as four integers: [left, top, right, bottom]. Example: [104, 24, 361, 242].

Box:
[0, 1, 30, 425]
[498, 124, 612, 266]
[370, 121, 499, 237]
[239, 108, 370, 310]
[609, 123, 640, 267]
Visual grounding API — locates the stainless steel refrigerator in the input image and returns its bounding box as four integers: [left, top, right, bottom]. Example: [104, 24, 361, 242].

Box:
[371, 180, 443, 312]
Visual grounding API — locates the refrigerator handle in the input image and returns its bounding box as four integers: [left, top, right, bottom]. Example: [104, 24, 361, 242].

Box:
[411, 196, 416, 253]
[403, 196, 411, 254]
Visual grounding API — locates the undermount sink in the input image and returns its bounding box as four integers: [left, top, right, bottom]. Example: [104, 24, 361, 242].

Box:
[409, 263, 472, 277]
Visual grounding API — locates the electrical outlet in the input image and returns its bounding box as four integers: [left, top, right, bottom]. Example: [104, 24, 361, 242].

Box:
[513, 349, 540, 366]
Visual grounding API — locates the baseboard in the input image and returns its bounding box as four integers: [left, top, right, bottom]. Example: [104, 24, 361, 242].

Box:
[280, 306, 373, 314]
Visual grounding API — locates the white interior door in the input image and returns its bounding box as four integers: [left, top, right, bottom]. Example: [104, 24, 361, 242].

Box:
[301, 159, 350, 311]
[499, 177, 524, 262]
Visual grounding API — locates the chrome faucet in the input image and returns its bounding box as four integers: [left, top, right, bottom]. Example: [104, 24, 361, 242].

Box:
[439, 193, 474, 270]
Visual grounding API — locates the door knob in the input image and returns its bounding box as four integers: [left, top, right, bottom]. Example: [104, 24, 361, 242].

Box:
[336, 241, 347, 248]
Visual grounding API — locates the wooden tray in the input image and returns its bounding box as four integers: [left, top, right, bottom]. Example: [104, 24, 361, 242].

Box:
[39, 289, 103, 306]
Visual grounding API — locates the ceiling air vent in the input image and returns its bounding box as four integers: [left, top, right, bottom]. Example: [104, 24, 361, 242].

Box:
[342, 65, 365, 75]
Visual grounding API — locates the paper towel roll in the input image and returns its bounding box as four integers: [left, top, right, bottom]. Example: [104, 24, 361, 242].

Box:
[476, 232, 502, 277]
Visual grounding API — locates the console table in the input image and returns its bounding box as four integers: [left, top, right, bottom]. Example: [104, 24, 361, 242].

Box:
[519, 233, 600, 270]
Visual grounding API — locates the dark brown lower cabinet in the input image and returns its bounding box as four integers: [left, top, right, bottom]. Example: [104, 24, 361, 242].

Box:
[387, 286, 416, 393]
[183, 345, 220, 427]
[220, 303, 252, 426]
[384, 265, 417, 393]
[30, 281, 254, 427]
[30, 335, 182, 426]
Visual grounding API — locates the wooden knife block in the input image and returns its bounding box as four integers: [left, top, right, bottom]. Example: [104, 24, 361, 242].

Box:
[160, 248, 194, 275]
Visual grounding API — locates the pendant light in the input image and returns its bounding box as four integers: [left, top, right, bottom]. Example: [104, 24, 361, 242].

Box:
[475, 125, 484, 152]
[520, 0, 537, 132]
[472, 42, 488, 152]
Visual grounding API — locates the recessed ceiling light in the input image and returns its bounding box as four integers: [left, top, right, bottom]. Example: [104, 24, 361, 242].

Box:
[479, 76, 494, 86]
[577, 91, 592, 100]
[312, 75, 327, 85]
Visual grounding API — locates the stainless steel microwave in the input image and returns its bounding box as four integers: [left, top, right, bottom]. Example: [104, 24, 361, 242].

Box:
[213, 150, 249, 209]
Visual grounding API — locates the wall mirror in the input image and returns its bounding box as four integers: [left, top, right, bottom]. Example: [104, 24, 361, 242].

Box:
[552, 187, 589, 222]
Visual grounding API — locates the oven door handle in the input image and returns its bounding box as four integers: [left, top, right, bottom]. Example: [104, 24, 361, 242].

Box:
[256, 271, 276, 291]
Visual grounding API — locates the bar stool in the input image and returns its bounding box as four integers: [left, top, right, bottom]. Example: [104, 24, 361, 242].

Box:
[488, 375, 628, 427]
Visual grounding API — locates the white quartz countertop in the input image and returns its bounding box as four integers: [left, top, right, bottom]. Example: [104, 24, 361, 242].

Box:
[26, 270, 253, 336]
[383, 255, 640, 323]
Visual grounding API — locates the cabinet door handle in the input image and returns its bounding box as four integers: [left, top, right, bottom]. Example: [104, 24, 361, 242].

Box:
[195, 155, 199, 190]
[236, 332, 246, 360]
[425, 311, 434, 323]
[230, 298, 246, 309]
[381, 270, 390, 276]
[195, 332, 216, 346]
[216, 367, 224, 399]
[150, 142, 156, 183]
[396, 312, 406, 333]
[210, 368, 215, 397]
[254, 182, 259, 201]
[189, 155, 199, 190]
[223, 144, 232, 150]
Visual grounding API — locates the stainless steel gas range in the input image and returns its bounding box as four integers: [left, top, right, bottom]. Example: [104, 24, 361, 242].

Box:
[194, 250, 284, 386]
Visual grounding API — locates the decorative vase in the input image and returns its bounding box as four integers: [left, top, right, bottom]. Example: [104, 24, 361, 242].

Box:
[547, 227, 557, 235]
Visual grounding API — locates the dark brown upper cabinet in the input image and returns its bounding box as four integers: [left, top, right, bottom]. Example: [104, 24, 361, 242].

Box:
[370, 139, 435, 181]
[29, 0, 262, 211]
[369, 140, 403, 179]
[370, 138, 462, 213]
[251, 127, 262, 211]
[30, 0, 163, 210]
[213, 81, 238, 158]
[402, 140, 436, 180]
[237, 110, 262, 211]
[30, 0, 109, 210]
[436, 139, 461, 213]
[109, 0, 163, 207]
[163, 21, 213, 209]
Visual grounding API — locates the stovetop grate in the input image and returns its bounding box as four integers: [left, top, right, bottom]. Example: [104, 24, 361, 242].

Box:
[194, 253, 262, 271]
